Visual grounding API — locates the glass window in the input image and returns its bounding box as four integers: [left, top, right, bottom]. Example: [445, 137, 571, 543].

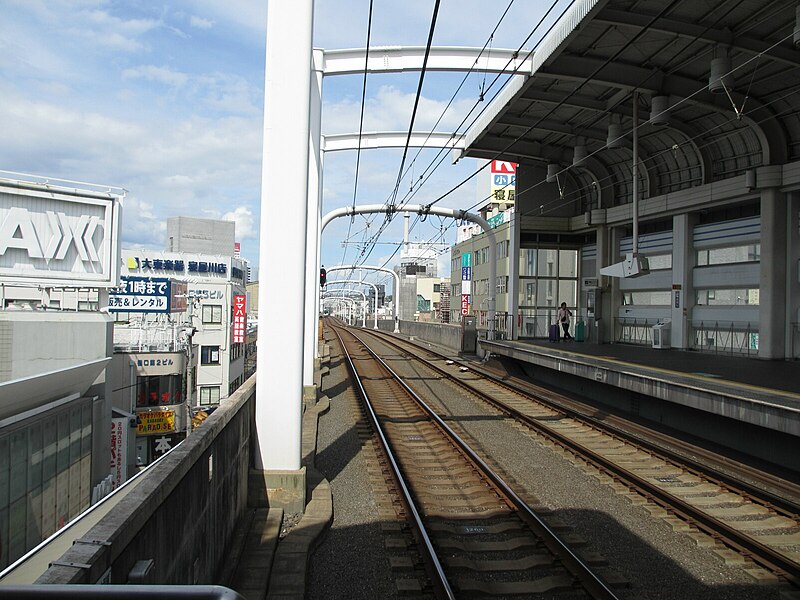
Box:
[202, 305, 222, 324]
[557, 280, 577, 307]
[623, 291, 671, 305]
[519, 249, 537, 276]
[697, 243, 760, 266]
[696, 288, 759, 305]
[537, 280, 558, 307]
[200, 386, 221, 406]
[137, 375, 183, 406]
[433, 284, 441, 293]
[496, 276, 508, 294]
[558, 249, 578, 278]
[537, 249, 558, 278]
[647, 253, 672, 270]
[519, 281, 537, 307]
[201, 346, 220, 365]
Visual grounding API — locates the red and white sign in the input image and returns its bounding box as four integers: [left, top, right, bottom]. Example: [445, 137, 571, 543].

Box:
[460, 293, 470, 316]
[491, 160, 517, 174]
[110, 418, 128, 489]
[232, 294, 246, 343]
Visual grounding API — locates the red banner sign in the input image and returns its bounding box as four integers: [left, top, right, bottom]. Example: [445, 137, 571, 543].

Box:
[460, 293, 470, 316]
[233, 294, 246, 343]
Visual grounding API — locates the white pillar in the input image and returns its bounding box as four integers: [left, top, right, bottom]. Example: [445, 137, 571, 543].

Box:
[671, 213, 696, 349]
[760, 188, 787, 359]
[508, 209, 520, 339]
[256, 0, 314, 471]
[304, 49, 324, 386]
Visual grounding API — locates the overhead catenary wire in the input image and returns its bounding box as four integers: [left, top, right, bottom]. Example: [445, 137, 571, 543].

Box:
[354, 0, 566, 266]
[341, 0, 376, 270]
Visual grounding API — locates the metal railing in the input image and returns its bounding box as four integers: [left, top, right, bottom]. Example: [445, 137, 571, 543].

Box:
[614, 317, 658, 346]
[691, 320, 759, 356]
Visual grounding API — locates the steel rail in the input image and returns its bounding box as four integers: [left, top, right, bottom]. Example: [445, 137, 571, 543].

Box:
[339, 324, 620, 600]
[382, 332, 800, 515]
[331, 325, 456, 600]
[362, 329, 800, 588]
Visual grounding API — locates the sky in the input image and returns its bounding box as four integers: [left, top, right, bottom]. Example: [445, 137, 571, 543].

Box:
[0, 0, 566, 284]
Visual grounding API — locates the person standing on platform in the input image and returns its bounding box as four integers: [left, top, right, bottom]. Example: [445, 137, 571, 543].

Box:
[558, 302, 573, 340]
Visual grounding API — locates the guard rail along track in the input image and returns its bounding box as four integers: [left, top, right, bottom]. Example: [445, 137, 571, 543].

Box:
[330, 321, 621, 599]
[352, 323, 800, 590]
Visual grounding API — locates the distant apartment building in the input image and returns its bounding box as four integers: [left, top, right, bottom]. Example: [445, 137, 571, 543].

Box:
[166, 216, 235, 256]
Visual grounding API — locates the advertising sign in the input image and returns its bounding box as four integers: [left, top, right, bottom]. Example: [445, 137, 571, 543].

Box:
[490, 160, 517, 206]
[151, 433, 180, 459]
[137, 410, 175, 435]
[171, 280, 188, 313]
[110, 418, 128, 489]
[461, 253, 472, 269]
[0, 183, 121, 287]
[232, 294, 246, 343]
[108, 276, 171, 313]
[460, 293, 471, 316]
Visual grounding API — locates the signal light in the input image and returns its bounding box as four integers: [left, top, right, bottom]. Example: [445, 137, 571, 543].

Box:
[319, 267, 327, 287]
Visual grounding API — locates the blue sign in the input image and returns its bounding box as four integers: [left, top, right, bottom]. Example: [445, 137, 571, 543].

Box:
[461, 266, 472, 281]
[109, 276, 172, 313]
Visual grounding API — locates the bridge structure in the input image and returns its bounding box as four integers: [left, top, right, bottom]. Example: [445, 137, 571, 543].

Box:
[4, 1, 800, 597]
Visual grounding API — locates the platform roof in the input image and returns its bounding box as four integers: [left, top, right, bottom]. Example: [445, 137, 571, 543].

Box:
[462, 0, 800, 211]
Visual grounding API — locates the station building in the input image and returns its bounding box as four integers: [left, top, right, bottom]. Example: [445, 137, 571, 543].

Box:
[449, 1, 800, 360]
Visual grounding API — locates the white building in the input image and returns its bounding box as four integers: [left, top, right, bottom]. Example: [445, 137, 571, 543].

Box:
[117, 249, 248, 409]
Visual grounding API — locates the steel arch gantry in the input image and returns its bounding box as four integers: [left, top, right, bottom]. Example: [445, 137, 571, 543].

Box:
[323, 279, 380, 329]
[325, 265, 401, 332]
[302, 45, 527, 393]
[259, 13, 526, 474]
[322, 289, 368, 327]
[319, 203, 497, 337]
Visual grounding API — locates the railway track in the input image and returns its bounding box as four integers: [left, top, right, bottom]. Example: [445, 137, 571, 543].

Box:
[331, 323, 621, 599]
[351, 325, 800, 590]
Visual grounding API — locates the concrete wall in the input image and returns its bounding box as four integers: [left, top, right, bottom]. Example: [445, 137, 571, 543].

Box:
[36, 376, 255, 585]
[378, 319, 463, 351]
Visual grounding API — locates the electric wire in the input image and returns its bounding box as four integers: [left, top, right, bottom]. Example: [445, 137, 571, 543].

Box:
[341, 0, 376, 269]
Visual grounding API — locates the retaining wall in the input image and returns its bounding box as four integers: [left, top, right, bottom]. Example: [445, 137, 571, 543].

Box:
[36, 377, 256, 585]
[378, 319, 463, 351]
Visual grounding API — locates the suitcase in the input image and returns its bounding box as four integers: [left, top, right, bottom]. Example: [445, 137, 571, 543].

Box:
[549, 323, 560, 342]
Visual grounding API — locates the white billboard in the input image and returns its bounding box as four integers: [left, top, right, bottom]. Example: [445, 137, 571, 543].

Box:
[0, 181, 122, 287]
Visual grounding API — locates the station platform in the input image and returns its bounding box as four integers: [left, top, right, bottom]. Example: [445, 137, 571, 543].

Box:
[480, 338, 800, 439]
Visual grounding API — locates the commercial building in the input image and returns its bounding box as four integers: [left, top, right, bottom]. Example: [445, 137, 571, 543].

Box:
[0, 173, 123, 569]
[166, 216, 235, 256]
[115, 249, 248, 410]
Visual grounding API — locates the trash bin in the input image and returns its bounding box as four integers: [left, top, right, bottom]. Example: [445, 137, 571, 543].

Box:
[652, 321, 671, 348]
[575, 320, 586, 342]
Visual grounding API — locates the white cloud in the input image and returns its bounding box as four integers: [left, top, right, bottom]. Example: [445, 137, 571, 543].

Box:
[222, 206, 257, 240]
[190, 15, 214, 30]
[122, 65, 189, 88]
[120, 195, 167, 248]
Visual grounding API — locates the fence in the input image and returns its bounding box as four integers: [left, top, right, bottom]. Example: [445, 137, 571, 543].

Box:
[691, 320, 759, 356]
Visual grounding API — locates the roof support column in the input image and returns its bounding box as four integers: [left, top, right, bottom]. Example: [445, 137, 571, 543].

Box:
[255, 0, 314, 475]
[670, 213, 697, 349]
[760, 188, 787, 359]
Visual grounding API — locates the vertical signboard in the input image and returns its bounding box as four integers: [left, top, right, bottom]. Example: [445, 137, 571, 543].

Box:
[461, 253, 472, 315]
[490, 160, 517, 206]
[110, 418, 128, 489]
[233, 294, 246, 343]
